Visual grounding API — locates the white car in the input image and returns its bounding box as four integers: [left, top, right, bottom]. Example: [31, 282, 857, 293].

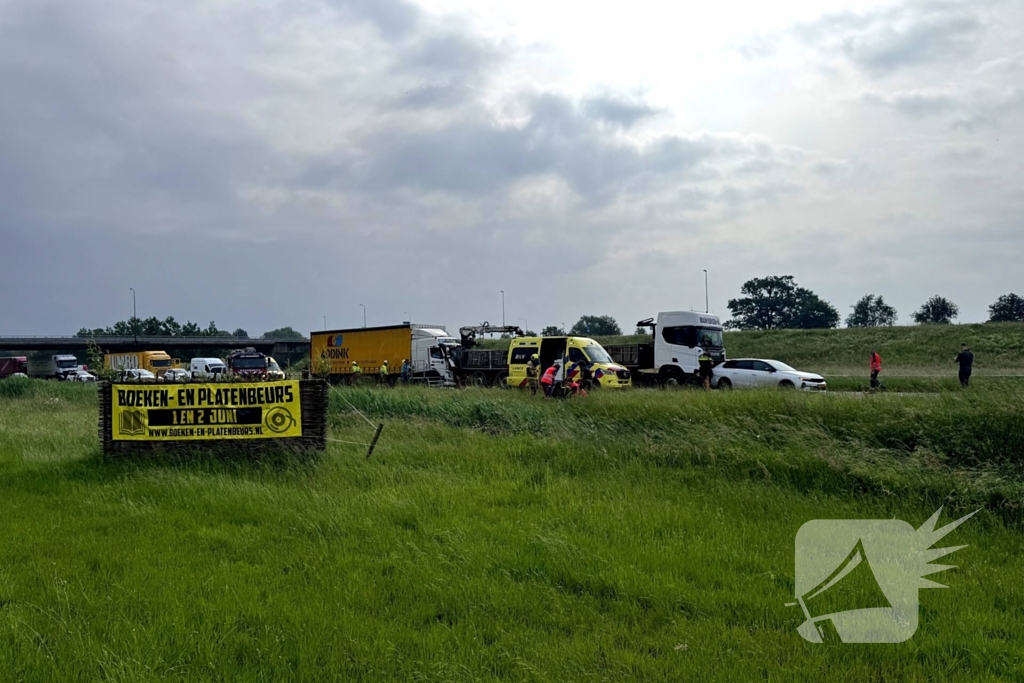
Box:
[65, 370, 98, 382]
[118, 368, 159, 382]
[713, 359, 826, 391]
[163, 368, 192, 382]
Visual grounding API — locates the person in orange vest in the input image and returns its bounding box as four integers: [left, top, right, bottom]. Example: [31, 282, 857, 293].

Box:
[540, 361, 558, 397]
[869, 350, 882, 389]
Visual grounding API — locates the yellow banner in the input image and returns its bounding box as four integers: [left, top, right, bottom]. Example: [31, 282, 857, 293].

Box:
[111, 381, 302, 441]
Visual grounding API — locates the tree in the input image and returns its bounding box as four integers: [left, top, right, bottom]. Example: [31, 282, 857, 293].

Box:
[912, 296, 959, 324]
[726, 275, 839, 330]
[541, 325, 563, 336]
[988, 293, 1024, 322]
[232, 328, 249, 338]
[263, 326, 305, 340]
[793, 290, 840, 329]
[634, 327, 651, 336]
[569, 315, 621, 336]
[846, 294, 898, 328]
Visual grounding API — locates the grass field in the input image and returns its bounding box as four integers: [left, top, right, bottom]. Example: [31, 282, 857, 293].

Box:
[0, 379, 1022, 681]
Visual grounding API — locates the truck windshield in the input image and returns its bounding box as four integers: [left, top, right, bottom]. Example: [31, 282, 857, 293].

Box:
[151, 359, 172, 367]
[697, 328, 724, 348]
[232, 357, 266, 369]
[56, 359, 78, 369]
[583, 346, 613, 364]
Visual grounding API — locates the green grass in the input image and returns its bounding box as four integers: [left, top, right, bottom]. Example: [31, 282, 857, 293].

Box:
[0, 380, 1022, 681]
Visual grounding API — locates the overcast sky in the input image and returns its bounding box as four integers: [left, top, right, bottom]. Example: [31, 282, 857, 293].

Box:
[1, 0, 1021, 335]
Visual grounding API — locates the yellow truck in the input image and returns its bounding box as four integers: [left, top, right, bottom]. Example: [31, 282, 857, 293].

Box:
[104, 351, 181, 378]
[310, 324, 458, 384]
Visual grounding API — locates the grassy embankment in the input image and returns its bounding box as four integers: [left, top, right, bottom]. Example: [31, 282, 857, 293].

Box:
[0, 378, 1022, 680]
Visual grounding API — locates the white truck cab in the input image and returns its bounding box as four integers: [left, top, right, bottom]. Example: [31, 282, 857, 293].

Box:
[412, 327, 460, 386]
[653, 311, 726, 375]
[606, 311, 726, 386]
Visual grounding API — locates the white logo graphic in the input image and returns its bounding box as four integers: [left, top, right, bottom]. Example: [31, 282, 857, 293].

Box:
[789, 507, 976, 643]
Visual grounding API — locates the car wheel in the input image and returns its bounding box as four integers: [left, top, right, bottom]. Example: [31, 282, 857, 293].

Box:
[717, 377, 732, 390]
[779, 380, 795, 389]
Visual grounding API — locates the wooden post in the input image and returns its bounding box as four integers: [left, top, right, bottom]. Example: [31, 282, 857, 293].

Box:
[365, 423, 384, 459]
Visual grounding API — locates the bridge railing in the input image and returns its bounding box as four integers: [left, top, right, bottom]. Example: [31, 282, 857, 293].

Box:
[0, 335, 309, 344]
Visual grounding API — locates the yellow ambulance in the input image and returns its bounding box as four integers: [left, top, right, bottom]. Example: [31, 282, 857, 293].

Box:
[507, 336, 631, 389]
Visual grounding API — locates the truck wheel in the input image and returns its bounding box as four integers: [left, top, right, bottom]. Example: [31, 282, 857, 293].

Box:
[717, 377, 732, 390]
[467, 371, 487, 387]
[662, 369, 684, 389]
[493, 370, 509, 388]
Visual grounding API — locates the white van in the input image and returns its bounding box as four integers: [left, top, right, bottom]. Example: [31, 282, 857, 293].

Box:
[190, 357, 227, 379]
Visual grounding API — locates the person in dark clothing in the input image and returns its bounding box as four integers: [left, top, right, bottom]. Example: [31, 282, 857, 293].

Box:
[698, 351, 714, 390]
[955, 343, 974, 387]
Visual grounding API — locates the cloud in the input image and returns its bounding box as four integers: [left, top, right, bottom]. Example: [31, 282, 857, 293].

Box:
[860, 89, 959, 117]
[327, 0, 423, 39]
[582, 94, 659, 129]
[0, 0, 1020, 334]
[794, 2, 986, 74]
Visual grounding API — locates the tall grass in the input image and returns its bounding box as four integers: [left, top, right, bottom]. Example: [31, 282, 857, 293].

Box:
[0, 382, 1021, 681]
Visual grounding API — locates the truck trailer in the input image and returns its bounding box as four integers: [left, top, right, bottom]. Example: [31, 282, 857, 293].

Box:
[605, 311, 726, 387]
[310, 324, 459, 385]
[27, 354, 80, 379]
[0, 356, 27, 378]
[104, 351, 180, 378]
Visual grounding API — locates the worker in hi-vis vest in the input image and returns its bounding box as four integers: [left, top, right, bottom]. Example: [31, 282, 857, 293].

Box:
[698, 351, 714, 390]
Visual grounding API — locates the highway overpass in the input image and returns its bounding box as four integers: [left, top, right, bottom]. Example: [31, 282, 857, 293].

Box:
[0, 335, 310, 361]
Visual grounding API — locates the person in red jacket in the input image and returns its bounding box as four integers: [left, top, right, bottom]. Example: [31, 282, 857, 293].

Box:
[540, 362, 558, 397]
[869, 350, 882, 389]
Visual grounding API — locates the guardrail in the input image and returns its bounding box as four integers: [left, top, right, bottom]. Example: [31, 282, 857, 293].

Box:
[0, 335, 308, 343]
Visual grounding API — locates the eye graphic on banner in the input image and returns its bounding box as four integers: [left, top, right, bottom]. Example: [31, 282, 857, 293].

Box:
[264, 406, 296, 434]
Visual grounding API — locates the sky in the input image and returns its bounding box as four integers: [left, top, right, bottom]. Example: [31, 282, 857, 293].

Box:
[1, 0, 1021, 336]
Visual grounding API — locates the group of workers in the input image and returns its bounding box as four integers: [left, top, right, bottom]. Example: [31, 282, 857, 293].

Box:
[349, 359, 415, 384]
[525, 354, 591, 398]
[868, 343, 975, 389]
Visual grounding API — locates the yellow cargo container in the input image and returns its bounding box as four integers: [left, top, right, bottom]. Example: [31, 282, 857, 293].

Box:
[104, 351, 181, 377]
[310, 325, 414, 378]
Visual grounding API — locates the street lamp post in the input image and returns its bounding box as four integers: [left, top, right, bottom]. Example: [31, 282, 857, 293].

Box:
[359, 304, 366, 328]
[519, 317, 527, 333]
[704, 269, 709, 314]
[323, 316, 327, 331]
[129, 287, 137, 343]
[500, 290, 505, 328]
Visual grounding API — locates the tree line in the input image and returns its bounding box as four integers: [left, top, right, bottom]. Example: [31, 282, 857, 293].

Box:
[76, 317, 305, 340]
[75, 318, 307, 361]
[724, 275, 1024, 330]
